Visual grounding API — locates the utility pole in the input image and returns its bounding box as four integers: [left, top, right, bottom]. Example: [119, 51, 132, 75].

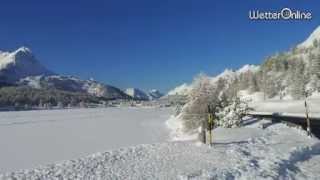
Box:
[304, 91, 311, 137]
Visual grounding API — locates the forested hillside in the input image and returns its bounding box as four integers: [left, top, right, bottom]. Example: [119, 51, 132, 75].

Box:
[173, 26, 320, 133]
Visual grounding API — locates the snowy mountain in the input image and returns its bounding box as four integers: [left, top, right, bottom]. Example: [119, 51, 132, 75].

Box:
[0, 47, 53, 82]
[147, 89, 163, 100]
[19, 75, 129, 99]
[125, 88, 149, 100]
[124, 88, 163, 100]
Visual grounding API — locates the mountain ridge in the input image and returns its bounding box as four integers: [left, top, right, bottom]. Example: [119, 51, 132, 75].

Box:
[0, 47, 130, 100]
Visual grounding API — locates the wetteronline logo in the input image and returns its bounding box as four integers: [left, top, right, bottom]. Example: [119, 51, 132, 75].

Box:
[249, 8, 312, 20]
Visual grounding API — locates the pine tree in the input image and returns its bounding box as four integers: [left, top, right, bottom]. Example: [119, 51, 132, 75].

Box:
[311, 53, 320, 77]
[290, 60, 307, 99]
[250, 75, 259, 93]
[313, 39, 319, 48]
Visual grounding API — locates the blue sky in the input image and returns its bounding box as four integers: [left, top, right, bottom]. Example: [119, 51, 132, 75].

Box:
[0, 0, 319, 92]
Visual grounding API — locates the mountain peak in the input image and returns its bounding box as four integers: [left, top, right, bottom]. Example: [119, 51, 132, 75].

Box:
[298, 26, 320, 48]
[0, 47, 53, 82]
[148, 89, 163, 100]
[11, 47, 34, 61]
[15, 46, 32, 54]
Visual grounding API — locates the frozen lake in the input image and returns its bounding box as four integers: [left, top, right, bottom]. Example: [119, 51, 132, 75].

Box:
[0, 107, 173, 173]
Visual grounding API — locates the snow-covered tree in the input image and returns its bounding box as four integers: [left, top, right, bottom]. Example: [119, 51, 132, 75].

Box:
[182, 73, 218, 131]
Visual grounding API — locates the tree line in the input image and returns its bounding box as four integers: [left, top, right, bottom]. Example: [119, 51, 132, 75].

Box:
[0, 86, 108, 108]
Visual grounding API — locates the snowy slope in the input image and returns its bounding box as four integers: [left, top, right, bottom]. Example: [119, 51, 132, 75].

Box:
[210, 69, 237, 85]
[2, 119, 319, 179]
[0, 47, 53, 82]
[213, 64, 259, 84]
[298, 26, 320, 48]
[167, 83, 192, 96]
[168, 64, 259, 97]
[236, 64, 260, 74]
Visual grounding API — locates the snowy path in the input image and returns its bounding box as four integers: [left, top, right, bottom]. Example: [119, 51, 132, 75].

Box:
[0, 107, 172, 173]
[2, 120, 319, 179]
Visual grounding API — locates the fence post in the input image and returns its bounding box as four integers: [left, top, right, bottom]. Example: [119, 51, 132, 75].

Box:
[199, 121, 206, 144]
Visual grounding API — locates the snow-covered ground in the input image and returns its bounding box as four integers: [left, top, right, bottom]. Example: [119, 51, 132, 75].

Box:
[1, 118, 319, 179]
[0, 107, 172, 173]
[1, 99, 320, 179]
[250, 97, 320, 118]
[240, 91, 320, 118]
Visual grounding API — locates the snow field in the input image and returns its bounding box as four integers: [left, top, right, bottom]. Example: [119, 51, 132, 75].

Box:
[1, 118, 319, 179]
[0, 107, 172, 173]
